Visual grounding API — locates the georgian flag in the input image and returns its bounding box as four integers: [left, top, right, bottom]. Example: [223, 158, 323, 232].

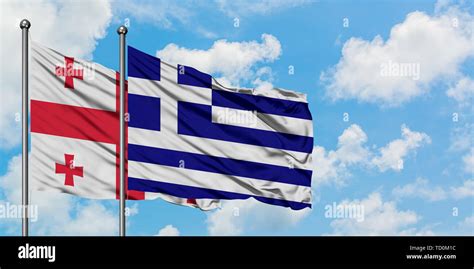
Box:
[29, 41, 219, 210]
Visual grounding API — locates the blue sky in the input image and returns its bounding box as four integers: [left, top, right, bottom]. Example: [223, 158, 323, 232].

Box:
[0, 0, 473, 236]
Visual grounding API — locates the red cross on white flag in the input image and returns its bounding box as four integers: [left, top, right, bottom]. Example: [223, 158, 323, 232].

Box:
[55, 154, 83, 186]
[55, 56, 84, 89]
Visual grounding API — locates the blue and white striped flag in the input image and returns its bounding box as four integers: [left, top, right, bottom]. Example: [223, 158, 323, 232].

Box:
[127, 46, 313, 210]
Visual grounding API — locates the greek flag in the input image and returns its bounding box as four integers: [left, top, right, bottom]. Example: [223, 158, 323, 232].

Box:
[127, 46, 313, 210]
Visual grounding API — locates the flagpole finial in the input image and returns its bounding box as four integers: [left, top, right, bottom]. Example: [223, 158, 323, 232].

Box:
[19, 19, 31, 29]
[117, 25, 128, 35]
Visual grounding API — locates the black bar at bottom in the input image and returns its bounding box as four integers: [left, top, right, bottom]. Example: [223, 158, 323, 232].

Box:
[0, 236, 472, 266]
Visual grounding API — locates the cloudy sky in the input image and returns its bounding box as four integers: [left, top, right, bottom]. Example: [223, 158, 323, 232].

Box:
[0, 0, 473, 236]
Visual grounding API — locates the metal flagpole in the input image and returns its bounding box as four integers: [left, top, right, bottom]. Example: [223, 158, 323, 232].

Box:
[117, 25, 128, 237]
[20, 19, 31, 237]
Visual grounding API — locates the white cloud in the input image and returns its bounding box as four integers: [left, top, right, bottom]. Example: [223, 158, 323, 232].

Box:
[127, 202, 139, 217]
[60, 202, 118, 236]
[0, 155, 118, 235]
[313, 124, 430, 186]
[312, 124, 370, 186]
[448, 123, 473, 175]
[216, 0, 312, 17]
[446, 76, 474, 106]
[115, 0, 311, 27]
[252, 66, 275, 91]
[449, 123, 472, 152]
[113, 1, 220, 40]
[336, 124, 370, 165]
[206, 199, 310, 235]
[157, 34, 282, 85]
[312, 146, 346, 186]
[434, 0, 452, 13]
[372, 125, 431, 172]
[450, 179, 474, 199]
[458, 215, 474, 235]
[195, 26, 218, 39]
[113, 0, 191, 29]
[329, 192, 420, 235]
[156, 224, 180, 236]
[0, 155, 22, 203]
[321, 5, 474, 106]
[397, 227, 436, 236]
[462, 149, 474, 174]
[0, 0, 113, 148]
[392, 178, 473, 201]
[392, 178, 447, 201]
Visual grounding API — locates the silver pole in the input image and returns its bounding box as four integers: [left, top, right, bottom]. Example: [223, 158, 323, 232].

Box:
[20, 19, 30, 237]
[117, 25, 127, 237]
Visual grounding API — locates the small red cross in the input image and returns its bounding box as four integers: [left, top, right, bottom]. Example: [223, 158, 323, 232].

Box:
[55, 56, 83, 89]
[55, 154, 84, 187]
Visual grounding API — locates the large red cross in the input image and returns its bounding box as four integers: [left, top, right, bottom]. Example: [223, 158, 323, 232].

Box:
[55, 56, 83, 89]
[55, 154, 83, 187]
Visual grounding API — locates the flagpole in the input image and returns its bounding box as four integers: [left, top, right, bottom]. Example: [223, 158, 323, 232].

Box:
[20, 19, 31, 237]
[117, 25, 127, 237]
